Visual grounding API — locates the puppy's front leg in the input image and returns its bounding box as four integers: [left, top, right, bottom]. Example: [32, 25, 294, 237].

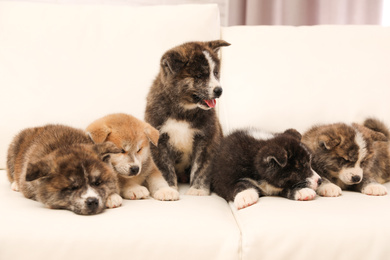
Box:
[233, 181, 261, 210]
[106, 193, 122, 208]
[186, 138, 213, 196]
[150, 133, 178, 189]
[147, 163, 179, 201]
[280, 186, 316, 200]
[361, 180, 388, 196]
[118, 175, 149, 200]
[316, 178, 342, 197]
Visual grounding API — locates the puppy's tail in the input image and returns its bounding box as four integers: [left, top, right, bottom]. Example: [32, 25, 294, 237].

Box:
[363, 118, 390, 139]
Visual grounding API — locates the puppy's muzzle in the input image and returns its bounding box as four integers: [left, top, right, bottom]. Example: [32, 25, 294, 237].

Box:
[129, 166, 140, 176]
[213, 87, 223, 98]
[351, 175, 361, 183]
[86, 197, 99, 211]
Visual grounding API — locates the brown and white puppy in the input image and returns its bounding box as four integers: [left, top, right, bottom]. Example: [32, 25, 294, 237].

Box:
[302, 119, 389, 197]
[86, 113, 179, 201]
[211, 128, 321, 210]
[6, 124, 122, 215]
[145, 40, 230, 196]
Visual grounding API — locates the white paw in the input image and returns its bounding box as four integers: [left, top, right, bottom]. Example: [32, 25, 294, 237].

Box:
[294, 188, 316, 201]
[234, 189, 259, 210]
[11, 182, 19, 192]
[106, 193, 122, 208]
[186, 187, 210, 196]
[122, 186, 150, 200]
[153, 187, 180, 201]
[317, 182, 342, 197]
[362, 183, 388, 196]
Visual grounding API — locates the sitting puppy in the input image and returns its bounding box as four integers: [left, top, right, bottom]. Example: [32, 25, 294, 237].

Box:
[6, 124, 122, 215]
[302, 118, 389, 197]
[211, 128, 321, 210]
[86, 113, 179, 201]
[145, 40, 230, 196]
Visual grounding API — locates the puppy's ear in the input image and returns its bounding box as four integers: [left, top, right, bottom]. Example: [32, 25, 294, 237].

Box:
[26, 159, 54, 182]
[283, 128, 302, 141]
[86, 124, 111, 143]
[93, 142, 121, 162]
[144, 123, 159, 147]
[206, 40, 230, 54]
[318, 133, 341, 150]
[161, 50, 187, 75]
[258, 146, 288, 168]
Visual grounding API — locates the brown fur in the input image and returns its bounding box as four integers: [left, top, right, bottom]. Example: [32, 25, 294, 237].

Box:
[6, 124, 122, 215]
[302, 120, 390, 196]
[145, 40, 230, 196]
[86, 113, 179, 201]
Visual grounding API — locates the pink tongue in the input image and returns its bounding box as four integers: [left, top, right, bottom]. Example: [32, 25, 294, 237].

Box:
[204, 99, 216, 108]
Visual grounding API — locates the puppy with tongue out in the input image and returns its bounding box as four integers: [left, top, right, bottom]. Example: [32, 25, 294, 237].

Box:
[145, 40, 230, 197]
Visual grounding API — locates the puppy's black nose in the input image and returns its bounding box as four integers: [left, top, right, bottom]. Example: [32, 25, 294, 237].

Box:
[130, 166, 140, 175]
[351, 175, 361, 183]
[213, 87, 223, 97]
[317, 178, 322, 186]
[86, 197, 99, 210]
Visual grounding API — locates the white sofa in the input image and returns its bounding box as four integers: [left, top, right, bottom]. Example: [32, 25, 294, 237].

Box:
[1, 2, 390, 260]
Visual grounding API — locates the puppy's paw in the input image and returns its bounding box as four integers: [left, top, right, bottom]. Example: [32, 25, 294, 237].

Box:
[106, 193, 122, 208]
[317, 182, 342, 197]
[122, 186, 150, 200]
[186, 187, 210, 196]
[234, 189, 259, 210]
[153, 187, 180, 201]
[362, 183, 388, 196]
[294, 188, 316, 201]
[11, 182, 19, 192]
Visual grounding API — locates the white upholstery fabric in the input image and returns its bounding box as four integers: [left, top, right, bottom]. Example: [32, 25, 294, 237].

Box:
[220, 26, 390, 134]
[0, 171, 241, 260]
[0, 1, 221, 168]
[232, 182, 390, 260]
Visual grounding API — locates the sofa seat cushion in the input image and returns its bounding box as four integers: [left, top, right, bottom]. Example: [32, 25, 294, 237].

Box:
[230, 182, 390, 260]
[0, 170, 241, 260]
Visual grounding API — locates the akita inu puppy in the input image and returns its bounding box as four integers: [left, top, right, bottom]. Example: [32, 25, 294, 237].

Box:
[145, 40, 230, 196]
[211, 128, 321, 209]
[87, 113, 179, 201]
[302, 118, 389, 197]
[7, 124, 122, 215]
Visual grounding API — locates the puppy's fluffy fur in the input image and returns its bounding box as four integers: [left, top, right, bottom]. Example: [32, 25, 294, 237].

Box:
[86, 113, 179, 201]
[7, 124, 122, 215]
[211, 128, 321, 209]
[302, 118, 389, 197]
[145, 40, 230, 196]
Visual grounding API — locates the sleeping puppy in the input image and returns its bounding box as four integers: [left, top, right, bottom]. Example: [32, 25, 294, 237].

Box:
[211, 128, 322, 210]
[145, 40, 230, 196]
[86, 113, 179, 201]
[302, 118, 389, 197]
[6, 124, 122, 215]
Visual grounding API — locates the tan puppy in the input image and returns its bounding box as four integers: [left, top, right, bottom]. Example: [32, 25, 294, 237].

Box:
[86, 113, 179, 201]
[7, 124, 122, 215]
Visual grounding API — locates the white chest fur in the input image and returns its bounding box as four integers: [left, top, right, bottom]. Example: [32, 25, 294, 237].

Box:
[246, 129, 274, 141]
[160, 119, 198, 172]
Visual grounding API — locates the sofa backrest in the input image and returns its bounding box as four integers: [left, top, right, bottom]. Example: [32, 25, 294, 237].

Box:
[0, 1, 221, 168]
[219, 25, 390, 134]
